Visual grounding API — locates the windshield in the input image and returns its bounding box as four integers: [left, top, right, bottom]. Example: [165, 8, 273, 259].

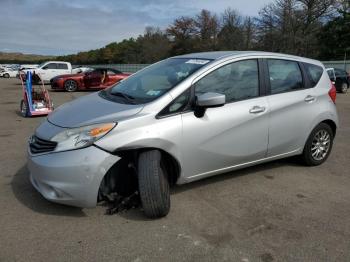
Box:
[37, 62, 47, 68]
[99, 58, 211, 104]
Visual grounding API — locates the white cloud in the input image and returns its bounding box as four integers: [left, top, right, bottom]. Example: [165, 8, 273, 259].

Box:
[0, 0, 271, 55]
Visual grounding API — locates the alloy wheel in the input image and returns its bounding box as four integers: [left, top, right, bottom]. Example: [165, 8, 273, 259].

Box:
[311, 129, 331, 161]
[341, 83, 348, 93]
[65, 80, 77, 92]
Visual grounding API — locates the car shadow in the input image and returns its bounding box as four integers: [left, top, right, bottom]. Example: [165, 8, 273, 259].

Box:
[171, 157, 302, 195]
[11, 165, 87, 217]
[117, 157, 302, 221]
[11, 157, 302, 220]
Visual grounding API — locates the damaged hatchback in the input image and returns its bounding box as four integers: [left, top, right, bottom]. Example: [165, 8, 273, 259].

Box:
[28, 51, 339, 218]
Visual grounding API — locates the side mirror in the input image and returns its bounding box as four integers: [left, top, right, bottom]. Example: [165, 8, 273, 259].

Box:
[195, 92, 225, 118]
[42, 66, 48, 70]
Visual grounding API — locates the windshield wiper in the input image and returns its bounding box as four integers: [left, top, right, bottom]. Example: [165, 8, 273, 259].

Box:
[110, 91, 136, 104]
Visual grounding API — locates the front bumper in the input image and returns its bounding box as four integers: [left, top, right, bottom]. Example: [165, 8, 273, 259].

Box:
[28, 146, 120, 208]
[50, 78, 64, 89]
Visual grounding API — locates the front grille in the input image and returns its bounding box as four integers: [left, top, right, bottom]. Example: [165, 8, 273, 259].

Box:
[29, 135, 57, 154]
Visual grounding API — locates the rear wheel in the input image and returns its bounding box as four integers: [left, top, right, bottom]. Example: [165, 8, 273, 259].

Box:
[4, 73, 10, 78]
[341, 83, 348, 93]
[20, 100, 29, 117]
[64, 80, 78, 92]
[138, 150, 170, 218]
[301, 123, 334, 166]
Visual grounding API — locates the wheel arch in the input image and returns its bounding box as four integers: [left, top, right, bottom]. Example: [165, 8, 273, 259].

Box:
[97, 147, 181, 203]
[114, 147, 181, 186]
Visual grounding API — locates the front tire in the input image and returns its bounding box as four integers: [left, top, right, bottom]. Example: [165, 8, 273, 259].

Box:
[301, 123, 334, 166]
[138, 150, 170, 218]
[341, 83, 348, 93]
[4, 73, 10, 78]
[64, 80, 78, 92]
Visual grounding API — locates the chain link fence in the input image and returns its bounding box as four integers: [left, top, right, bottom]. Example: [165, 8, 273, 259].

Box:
[322, 61, 349, 72]
[76, 60, 350, 74]
[77, 64, 150, 73]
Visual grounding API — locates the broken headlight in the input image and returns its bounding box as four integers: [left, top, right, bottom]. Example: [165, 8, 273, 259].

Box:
[51, 123, 116, 152]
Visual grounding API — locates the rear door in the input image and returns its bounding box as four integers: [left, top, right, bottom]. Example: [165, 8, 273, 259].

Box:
[56, 63, 70, 77]
[40, 63, 57, 81]
[180, 59, 269, 180]
[265, 59, 321, 156]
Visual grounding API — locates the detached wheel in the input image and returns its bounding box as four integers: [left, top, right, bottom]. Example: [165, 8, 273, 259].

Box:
[301, 123, 334, 166]
[64, 80, 78, 92]
[4, 73, 10, 78]
[20, 100, 29, 117]
[340, 83, 348, 93]
[138, 150, 170, 218]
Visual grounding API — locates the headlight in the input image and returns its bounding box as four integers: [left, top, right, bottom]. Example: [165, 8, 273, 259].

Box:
[51, 123, 116, 152]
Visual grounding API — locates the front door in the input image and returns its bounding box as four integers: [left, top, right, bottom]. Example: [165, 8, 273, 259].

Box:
[181, 59, 269, 181]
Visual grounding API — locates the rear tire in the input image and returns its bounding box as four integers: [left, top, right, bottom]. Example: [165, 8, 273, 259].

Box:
[301, 123, 334, 166]
[64, 80, 78, 92]
[20, 100, 29, 117]
[4, 73, 10, 78]
[341, 83, 348, 93]
[138, 150, 170, 218]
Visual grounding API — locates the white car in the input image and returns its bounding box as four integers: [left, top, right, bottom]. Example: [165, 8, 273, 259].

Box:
[0, 69, 17, 78]
[20, 61, 72, 83]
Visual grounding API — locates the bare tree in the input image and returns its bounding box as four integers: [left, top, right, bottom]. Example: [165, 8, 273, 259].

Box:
[218, 8, 244, 50]
[194, 10, 220, 50]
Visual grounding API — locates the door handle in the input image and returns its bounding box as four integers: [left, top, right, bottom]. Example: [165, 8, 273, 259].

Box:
[249, 106, 266, 114]
[304, 95, 316, 102]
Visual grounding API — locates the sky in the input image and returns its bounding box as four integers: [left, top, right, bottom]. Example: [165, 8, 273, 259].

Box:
[0, 0, 271, 55]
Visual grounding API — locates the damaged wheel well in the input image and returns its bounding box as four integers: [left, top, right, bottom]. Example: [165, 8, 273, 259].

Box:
[98, 148, 181, 202]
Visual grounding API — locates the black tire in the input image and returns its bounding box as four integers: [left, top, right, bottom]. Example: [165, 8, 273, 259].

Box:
[301, 123, 334, 166]
[20, 100, 29, 117]
[138, 150, 170, 218]
[4, 73, 10, 78]
[64, 79, 78, 92]
[340, 83, 348, 94]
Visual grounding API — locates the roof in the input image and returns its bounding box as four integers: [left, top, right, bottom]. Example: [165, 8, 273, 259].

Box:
[173, 51, 321, 65]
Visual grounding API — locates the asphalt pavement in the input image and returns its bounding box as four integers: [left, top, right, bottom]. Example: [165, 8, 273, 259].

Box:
[0, 78, 349, 262]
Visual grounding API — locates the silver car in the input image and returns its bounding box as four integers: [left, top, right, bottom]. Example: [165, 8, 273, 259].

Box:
[28, 51, 339, 218]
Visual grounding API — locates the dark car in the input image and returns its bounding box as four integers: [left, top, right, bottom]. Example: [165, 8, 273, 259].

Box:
[326, 68, 350, 93]
[50, 68, 131, 92]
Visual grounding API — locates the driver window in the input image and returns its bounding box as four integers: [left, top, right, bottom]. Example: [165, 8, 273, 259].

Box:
[44, 63, 57, 69]
[195, 59, 259, 103]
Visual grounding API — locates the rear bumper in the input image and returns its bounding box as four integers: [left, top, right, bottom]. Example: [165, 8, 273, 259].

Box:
[27, 146, 120, 208]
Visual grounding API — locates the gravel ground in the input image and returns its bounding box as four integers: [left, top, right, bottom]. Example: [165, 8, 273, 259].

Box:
[0, 78, 349, 262]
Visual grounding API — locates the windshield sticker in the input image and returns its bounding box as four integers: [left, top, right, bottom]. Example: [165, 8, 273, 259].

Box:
[147, 90, 161, 96]
[185, 59, 210, 65]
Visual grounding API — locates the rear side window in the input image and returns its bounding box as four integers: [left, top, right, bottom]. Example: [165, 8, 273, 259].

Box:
[57, 63, 68, 70]
[267, 59, 303, 94]
[304, 63, 323, 87]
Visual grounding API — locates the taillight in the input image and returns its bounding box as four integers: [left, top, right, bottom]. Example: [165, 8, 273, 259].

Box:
[328, 82, 336, 104]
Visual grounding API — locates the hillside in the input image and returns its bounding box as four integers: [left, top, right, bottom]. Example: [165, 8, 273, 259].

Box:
[0, 52, 54, 64]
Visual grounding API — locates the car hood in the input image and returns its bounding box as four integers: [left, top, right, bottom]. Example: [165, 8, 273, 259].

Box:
[48, 92, 144, 128]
